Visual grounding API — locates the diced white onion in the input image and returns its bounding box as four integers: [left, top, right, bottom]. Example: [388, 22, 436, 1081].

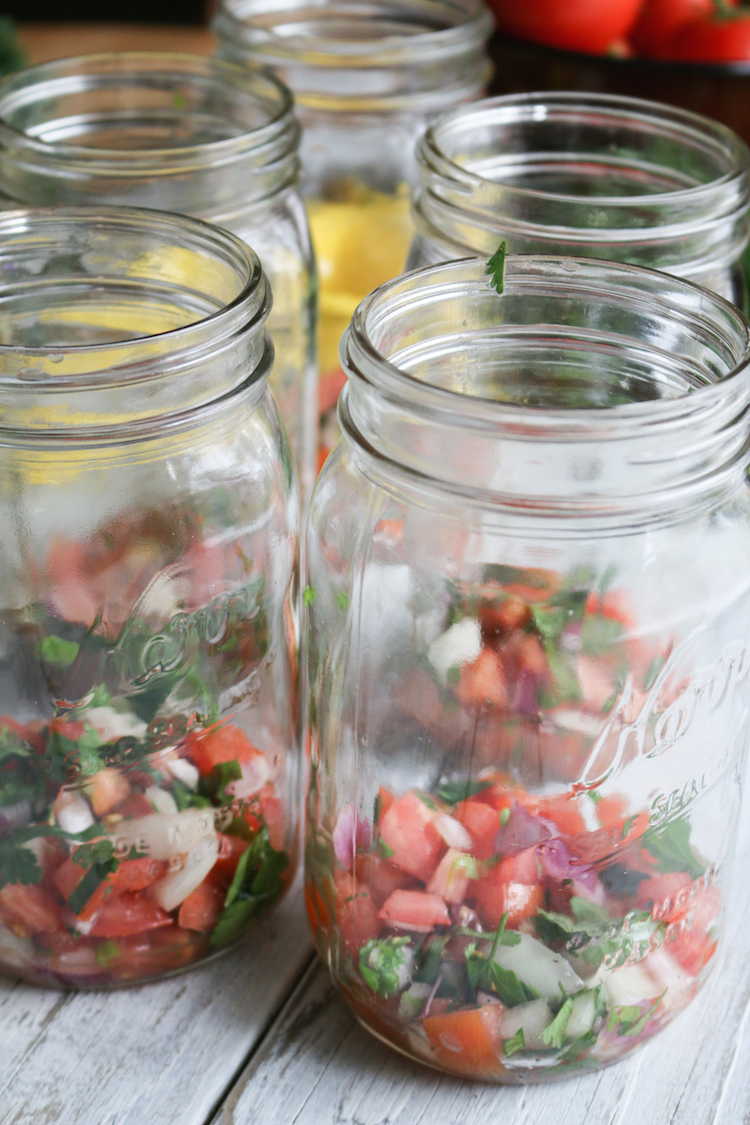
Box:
[596, 961, 661, 1008]
[500, 999, 554, 1050]
[493, 932, 584, 1003]
[112, 808, 215, 861]
[145, 786, 178, 816]
[84, 707, 148, 742]
[227, 756, 271, 800]
[433, 813, 473, 851]
[165, 756, 199, 790]
[428, 618, 482, 682]
[147, 835, 220, 911]
[54, 789, 95, 835]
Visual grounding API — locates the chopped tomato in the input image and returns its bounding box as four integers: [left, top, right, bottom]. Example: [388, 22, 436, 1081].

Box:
[185, 722, 263, 776]
[355, 853, 420, 909]
[378, 889, 451, 932]
[114, 791, 154, 819]
[495, 847, 541, 885]
[477, 783, 539, 816]
[318, 366, 348, 416]
[480, 592, 530, 635]
[214, 833, 250, 882]
[178, 876, 225, 932]
[375, 785, 395, 825]
[637, 872, 697, 921]
[538, 793, 587, 836]
[667, 886, 721, 976]
[596, 796, 649, 843]
[473, 871, 544, 930]
[426, 849, 475, 904]
[305, 879, 332, 943]
[379, 790, 445, 882]
[335, 871, 381, 952]
[84, 767, 130, 817]
[584, 590, 633, 626]
[423, 1004, 506, 1080]
[458, 648, 508, 710]
[454, 799, 500, 860]
[89, 891, 172, 938]
[53, 855, 168, 920]
[0, 883, 62, 936]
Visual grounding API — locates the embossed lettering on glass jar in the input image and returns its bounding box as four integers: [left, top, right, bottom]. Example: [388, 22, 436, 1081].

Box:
[0, 53, 316, 500]
[409, 93, 750, 309]
[214, 0, 493, 466]
[0, 208, 299, 988]
[305, 256, 750, 1082]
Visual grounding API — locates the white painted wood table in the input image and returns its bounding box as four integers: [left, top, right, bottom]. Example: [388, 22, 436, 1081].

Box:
[2, 807, 750, 1125]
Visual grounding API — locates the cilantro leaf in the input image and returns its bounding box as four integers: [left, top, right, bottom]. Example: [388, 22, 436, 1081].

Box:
[0, 839, 41, 887]
[303, 586, 316, 607]
[198, 759, 242, 805]
[414, 935, 450, 986]
[581, 614, 624, 656]
[486, 241, 507, 294]
[359, 936, 414, 998]
[210, 827, 289, 948]
[437, 779, 491, 806]
[541, 997, 574, 1049]
[503, 1027, 525, 1057]
[642, 817, 704, 880]
[39, 636, 80, 666]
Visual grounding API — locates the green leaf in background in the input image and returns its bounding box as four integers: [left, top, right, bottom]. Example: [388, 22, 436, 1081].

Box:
[486, 241, 507, 294]
[39, 636, 80, 667]
[642, 816, 705, 881]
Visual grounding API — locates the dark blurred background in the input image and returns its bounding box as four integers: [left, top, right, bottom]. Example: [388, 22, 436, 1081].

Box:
[3, 1, 206, 21]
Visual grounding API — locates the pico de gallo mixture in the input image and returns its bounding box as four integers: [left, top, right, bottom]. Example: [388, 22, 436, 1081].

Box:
[306, 563, 720, 1080]
[0, 500, 294, 987]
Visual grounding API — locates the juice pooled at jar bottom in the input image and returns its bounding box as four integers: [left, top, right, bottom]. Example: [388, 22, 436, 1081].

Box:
[213, 0, 493, 467]
[305, 255, 750, 1081]
[0, 209, 299, 988]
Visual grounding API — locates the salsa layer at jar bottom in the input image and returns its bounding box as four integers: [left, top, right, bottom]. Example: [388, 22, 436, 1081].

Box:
[308, 780, 716, 1079]
[305, 565, 719, 1079]
[0, 718, 292, 987]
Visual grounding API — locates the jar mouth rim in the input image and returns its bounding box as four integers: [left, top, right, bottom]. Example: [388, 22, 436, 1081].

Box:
[0, 52, 297, 168]
[344, 255, 750, 429]
[420, 92, 750, 212]
[214, 0, 492, 61]
[0, 206, 266, 381]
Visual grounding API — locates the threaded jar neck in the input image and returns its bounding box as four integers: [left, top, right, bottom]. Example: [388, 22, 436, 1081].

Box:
[340, 256, 750, 520]
[0, 54, 300, 214]
[0, 207, 272, 437]
[413, 93, 750, 280]
[213, 0, 493, 115]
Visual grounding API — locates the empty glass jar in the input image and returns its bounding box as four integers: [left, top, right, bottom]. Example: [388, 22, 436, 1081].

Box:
[305, 255, 750, 1081]
[0, 208, 299, 988]
[409, 93, 750, 310]
[214, 0, 493, 465]
[0, 53, 317, 500]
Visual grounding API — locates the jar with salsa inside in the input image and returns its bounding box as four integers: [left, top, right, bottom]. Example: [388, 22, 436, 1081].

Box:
[0, 208, 299, 988]
[0, 53, 317, 502]
[409, 93, 750, 311]
[214, 0, 493, 468]
[304, 253, 750, 1081]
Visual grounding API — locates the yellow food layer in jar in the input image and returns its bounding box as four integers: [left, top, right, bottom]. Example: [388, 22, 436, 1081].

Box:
[307, 185, 414, 377]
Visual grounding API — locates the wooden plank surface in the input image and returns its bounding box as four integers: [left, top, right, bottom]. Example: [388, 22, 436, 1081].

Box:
[0, 875, 313, 1125]
[18, 24, 215, 66]
[216, 811, 750, 1125]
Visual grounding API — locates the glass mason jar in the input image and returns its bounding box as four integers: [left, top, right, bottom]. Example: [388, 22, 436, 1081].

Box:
[214, 0, 493, 466]
[0, 208, 299, 988]
[0, 53, 317, 502]
[305, 255, 750, 1082]
[408, 93, 750, 311]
